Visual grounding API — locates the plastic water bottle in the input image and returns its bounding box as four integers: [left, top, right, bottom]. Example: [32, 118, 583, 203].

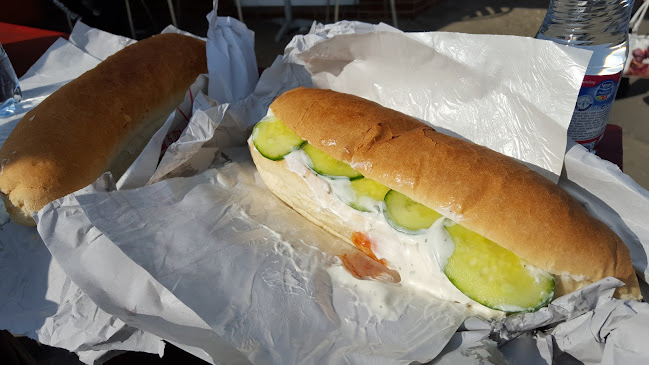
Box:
[0, 43, 22, 118]
[535, 0, 634, 152]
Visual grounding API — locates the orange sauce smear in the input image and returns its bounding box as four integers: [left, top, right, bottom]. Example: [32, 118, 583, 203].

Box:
[338, 232, 401, 283]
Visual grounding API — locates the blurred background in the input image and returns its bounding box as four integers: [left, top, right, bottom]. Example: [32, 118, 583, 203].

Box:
[2, 0, 555, 68]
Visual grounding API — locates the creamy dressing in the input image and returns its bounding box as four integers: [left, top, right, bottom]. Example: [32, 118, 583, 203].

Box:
[282, 150, 504, 319]
[328, 178, 356, 207]
[329, 178, 383, 213]
[326, 264, 414, 321]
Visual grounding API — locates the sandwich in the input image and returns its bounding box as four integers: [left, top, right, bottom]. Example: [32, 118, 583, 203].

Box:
[0, 33, 207, 226]
[248, 87, 641, 318]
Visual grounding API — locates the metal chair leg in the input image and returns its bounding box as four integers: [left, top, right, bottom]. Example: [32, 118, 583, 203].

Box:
[167, 0, 178, 27]
[66, 15, 73, 32]
[139, 0, 158, 29]
[125, 0, 136, 39]
[236, 0, 244, 21]
[275, 0, 293, 43]
[334, 0, 397, 28]
[325, 0, 330, 23]
[334, 0, 339, 22]
[390, 0, 398, 28]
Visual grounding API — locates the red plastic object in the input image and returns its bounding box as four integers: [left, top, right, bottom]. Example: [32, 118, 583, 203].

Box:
[0, 22, 69, 78]
[595, 124, 623, 171]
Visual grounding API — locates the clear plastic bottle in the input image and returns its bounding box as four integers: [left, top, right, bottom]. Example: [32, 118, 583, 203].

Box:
[535, 0, 634, 151]
[0, 43, 22, 118]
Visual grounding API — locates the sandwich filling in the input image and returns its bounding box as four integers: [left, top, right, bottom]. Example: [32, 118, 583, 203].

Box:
[251, 113, 555, 317]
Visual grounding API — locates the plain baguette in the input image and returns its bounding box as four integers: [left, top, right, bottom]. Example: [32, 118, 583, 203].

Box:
[252, 87, 641, 301]
[0, 33, 207, 226]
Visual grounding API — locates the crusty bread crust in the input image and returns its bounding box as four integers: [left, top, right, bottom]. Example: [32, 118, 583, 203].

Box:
[267, 87, 641, 300]
[0, 33, 207, 225]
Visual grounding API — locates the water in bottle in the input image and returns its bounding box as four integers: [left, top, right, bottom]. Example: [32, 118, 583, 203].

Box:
[536, 0, 634, 152]
[0, 43, 22, 118]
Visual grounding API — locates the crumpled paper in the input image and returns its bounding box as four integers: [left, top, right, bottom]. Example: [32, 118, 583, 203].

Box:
[40, 162, 467, 365]
[207, 0, 258, 103]
[560, 140, 649, 285]
[433, 279, 649, 364]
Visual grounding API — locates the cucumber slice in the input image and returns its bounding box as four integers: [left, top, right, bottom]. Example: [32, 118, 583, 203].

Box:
[384, 190, 442, 233]
[349, 178, 390, 211]
[251, 116, 305, 160]
[303, 143, 363, 179]
[443, 223, 555, 313]
[334, 178, 390, 212]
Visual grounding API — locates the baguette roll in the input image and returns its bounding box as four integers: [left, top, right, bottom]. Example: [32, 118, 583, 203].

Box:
[0, 33, 207, 226]
[250, 87, 641, 310]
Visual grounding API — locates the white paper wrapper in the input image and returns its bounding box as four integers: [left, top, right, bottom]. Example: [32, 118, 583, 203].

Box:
[561, 141, 649, 285]
[39, 162, 467, 365]
[68, 21, 137, 61]
[5, 4, 649, 365]
[206, 2, 258, 103]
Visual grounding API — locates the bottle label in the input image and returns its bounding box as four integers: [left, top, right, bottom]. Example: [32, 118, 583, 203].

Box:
[568, 72, 621, 151]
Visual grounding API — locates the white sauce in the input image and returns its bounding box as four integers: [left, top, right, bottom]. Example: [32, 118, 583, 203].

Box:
[282, 150, 505, 319]
[326, 264, 413, 321]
